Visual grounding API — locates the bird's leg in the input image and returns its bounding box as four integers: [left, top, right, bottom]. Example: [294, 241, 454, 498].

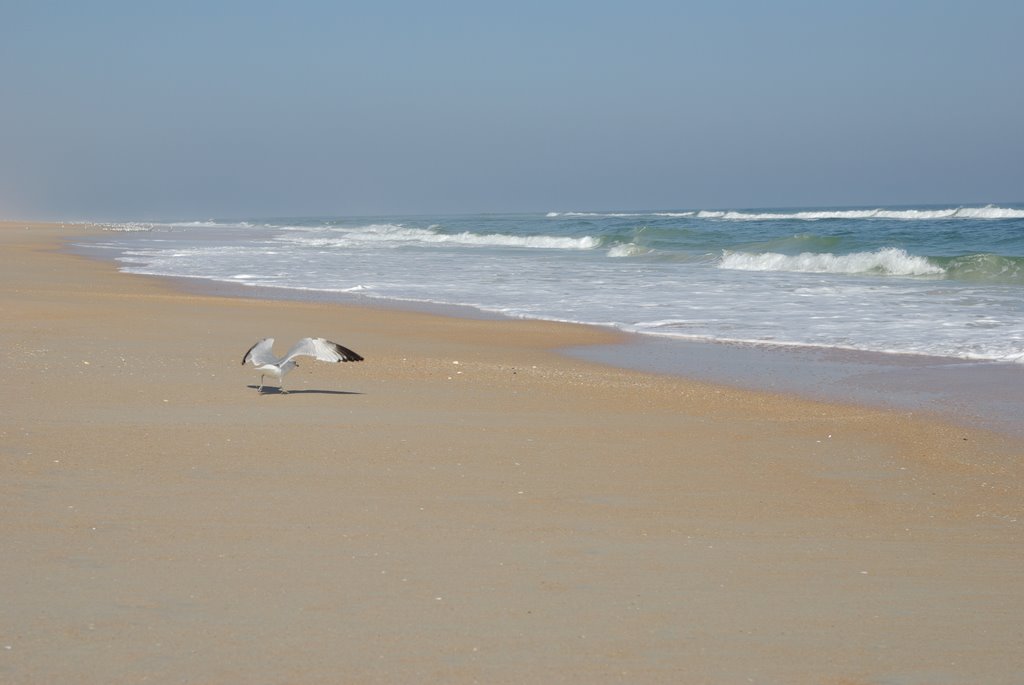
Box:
[280, 379, 288, 394]
[258, 374, 264, 392]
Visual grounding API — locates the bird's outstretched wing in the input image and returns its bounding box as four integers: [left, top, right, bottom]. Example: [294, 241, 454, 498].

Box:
[242, 338, 277, 366]
[282, 337, 364, 364]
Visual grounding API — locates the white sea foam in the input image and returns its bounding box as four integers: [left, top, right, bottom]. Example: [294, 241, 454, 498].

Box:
[91, 220, 262, 231]
[437, 231, 598, 249]
[551, 206, 1024, 221]
[91, 222, 155, 232]
[549, 211, 696, 218]
[699, 205, 1024, 221]
[949, 206, 1024, 219]
[276, 224, 599, 250]
[607, 243, 647, 257]
[718, 248, 944, 276]
[698, 209, 880, 220]
[156, 220, 257, 228]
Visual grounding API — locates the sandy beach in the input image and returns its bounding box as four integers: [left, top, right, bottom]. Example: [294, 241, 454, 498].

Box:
[2, 221, 1022, 684]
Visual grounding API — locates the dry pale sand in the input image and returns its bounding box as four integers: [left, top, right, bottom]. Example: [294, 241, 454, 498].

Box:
[1, 221, 1022, 685]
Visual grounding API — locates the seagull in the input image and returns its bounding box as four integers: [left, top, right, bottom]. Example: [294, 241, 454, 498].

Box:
[242, 337, 364, 393]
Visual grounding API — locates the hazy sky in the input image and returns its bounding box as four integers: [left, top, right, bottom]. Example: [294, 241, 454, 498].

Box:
[2, 1, 1021, 219]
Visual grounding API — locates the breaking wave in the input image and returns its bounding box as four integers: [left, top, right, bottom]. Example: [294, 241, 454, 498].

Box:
[276, 224, 599, 250]
[718, 248, 1024, 283]
[607, 243, 649, 257]
[718, 248, 944, 276]
[699, 205, 1024, 221]
[938, 253, 1024, 284]
[547, 211, 697, 218]
[548, 205, 1024, 221]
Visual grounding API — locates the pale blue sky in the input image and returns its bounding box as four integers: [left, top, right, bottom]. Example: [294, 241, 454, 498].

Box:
[1, 1, 1021, 219]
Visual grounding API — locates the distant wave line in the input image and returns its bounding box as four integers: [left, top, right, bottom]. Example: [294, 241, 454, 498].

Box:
[546, 211, 697, 218]
[549, 205, 1024, 221]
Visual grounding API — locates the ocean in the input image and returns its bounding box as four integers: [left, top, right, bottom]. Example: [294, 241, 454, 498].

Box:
[81, 204, 1024, 363]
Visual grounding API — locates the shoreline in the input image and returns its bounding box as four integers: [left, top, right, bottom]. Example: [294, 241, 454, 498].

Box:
[72, 228, 1024, 439]
[570, 334, 1024, 439]
[3, 220, 1023, 684]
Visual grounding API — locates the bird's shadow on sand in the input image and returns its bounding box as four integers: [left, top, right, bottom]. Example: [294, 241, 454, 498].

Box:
[247, 385, 363, 396]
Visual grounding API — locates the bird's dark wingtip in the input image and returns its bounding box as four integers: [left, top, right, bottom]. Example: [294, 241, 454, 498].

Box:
[331, 342, 364, 362]
[242, 340, 259, 365]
